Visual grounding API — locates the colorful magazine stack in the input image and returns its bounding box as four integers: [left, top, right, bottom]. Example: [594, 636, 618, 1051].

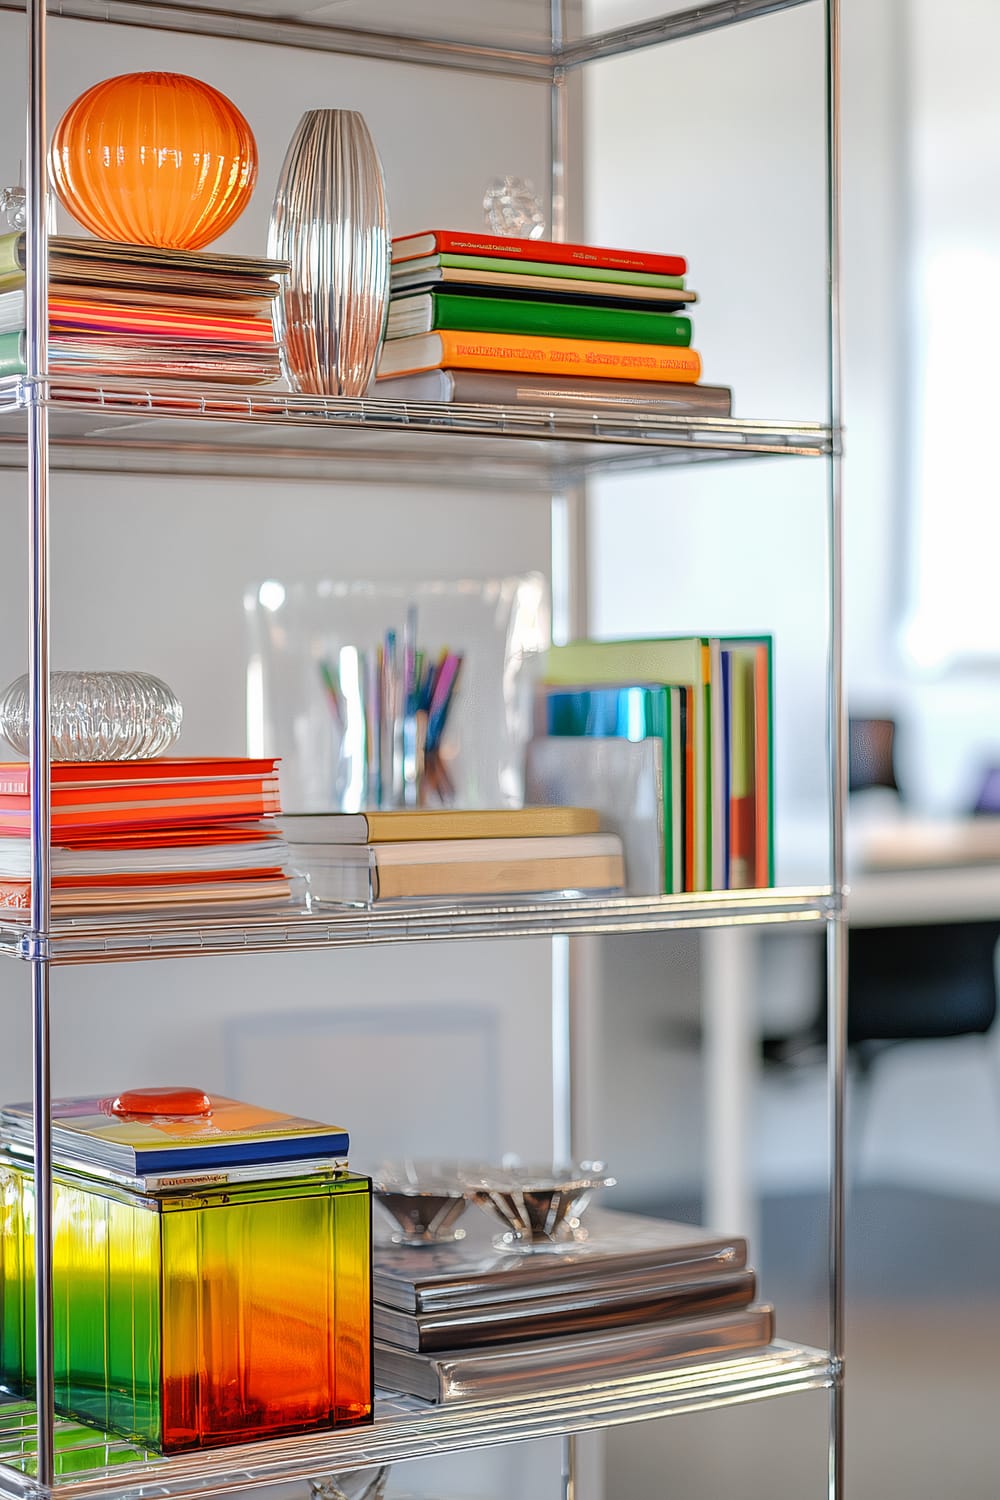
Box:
[376, 229, 731, 415]
[0, 234, 286, 384]
[0, 756, 293, 915]
[527, 636, 774, 895]
[372, 1208, 773, 1403]
[280, 805, 624, 906]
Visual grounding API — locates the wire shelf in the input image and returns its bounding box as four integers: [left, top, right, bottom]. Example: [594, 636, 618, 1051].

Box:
[0, 1341, 833, 1499]
[0, 379, 832, 490]
[0, 887, 836, 966]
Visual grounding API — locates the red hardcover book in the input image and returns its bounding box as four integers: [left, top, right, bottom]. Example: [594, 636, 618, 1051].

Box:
[0, 758, 280, 793]
[392, 231, 686, 278]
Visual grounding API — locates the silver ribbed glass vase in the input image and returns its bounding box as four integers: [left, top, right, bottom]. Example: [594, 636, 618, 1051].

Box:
[268, 110, 391, 397]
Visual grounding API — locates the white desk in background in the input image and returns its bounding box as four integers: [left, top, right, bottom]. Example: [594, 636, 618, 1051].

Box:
[701, 818, 1000, 1242]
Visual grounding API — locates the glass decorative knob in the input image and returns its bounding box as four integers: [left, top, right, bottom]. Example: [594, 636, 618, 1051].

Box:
[0, 670, 183, 761]
[482, 176, 546, 239]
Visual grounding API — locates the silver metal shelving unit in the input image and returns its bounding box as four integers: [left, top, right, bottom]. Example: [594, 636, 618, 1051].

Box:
[7, 0, 846, 1496]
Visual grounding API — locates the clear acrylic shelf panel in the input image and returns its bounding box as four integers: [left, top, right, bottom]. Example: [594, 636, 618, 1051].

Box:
[0, 887, 836, 965]
[0, 379, 832, 490]
[0, 1341, 833, 1499]
[0, 1, 819, 75]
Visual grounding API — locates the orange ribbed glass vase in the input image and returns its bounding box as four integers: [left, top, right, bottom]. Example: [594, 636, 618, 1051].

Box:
[49, 72, 258, 250]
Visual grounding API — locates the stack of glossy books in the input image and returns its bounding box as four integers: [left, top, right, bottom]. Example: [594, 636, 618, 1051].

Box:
[375, 229, 731, 416]
[0, 756, 293, 916]
[526, 634, 774, 896]
[372, 1208, 773, 1403]
[0, 234, 286, 385]
[281, 805, 624, 907]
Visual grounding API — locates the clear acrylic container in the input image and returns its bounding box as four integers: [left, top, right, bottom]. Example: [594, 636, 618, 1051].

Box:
[245, 576, 548, 813]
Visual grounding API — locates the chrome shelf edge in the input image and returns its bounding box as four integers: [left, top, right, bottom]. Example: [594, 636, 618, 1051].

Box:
[0, 888, 839, 966]
[560, 0, 815, 66]
[0, 0, 819, 76]
[0, 382, 832, 485]
[0, 1342, 833, 1500]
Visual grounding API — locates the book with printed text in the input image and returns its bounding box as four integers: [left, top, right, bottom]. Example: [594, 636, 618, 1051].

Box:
[391, 231, 686, 277]
[378, 330, 702, 383]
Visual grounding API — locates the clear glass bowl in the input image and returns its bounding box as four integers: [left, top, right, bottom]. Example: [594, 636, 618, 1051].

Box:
[371, 1159, 478, 1246]
[371, 1158, 503, 1242]
[0, 671, 183, 761]
[462, 1161, 616, 1250]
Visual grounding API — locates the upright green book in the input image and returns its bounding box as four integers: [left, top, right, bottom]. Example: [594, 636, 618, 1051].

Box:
[386, 292, 692, 347]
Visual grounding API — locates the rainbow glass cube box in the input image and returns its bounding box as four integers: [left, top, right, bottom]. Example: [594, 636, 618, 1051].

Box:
[0, 1160, 373, 1453]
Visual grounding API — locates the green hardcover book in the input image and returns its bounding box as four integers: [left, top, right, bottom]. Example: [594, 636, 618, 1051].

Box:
[386, 292, 693, 347]
[546, 638, 716, 891]
[392, 252, 687, 291]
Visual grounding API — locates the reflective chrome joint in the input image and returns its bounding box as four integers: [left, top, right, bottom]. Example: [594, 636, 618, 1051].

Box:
[19, 932, 50, 961]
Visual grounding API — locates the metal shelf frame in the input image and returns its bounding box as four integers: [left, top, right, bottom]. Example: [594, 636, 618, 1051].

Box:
[8, 1, 847, 1498]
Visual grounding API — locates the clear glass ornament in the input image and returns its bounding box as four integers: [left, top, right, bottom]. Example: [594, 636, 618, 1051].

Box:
[0, 671, 183, 761]
[0, 181, 58, 233]
[482, 175, 546, 239]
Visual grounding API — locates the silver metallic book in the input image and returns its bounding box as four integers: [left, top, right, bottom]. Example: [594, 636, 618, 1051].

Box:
[375, 1267, 756, 1351]
[375, 1303, 775, 1403]
[373, 1208, 748, 1314]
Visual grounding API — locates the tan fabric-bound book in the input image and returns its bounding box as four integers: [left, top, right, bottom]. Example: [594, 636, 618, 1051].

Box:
[280, 807, 600, 843]
[291, 832, 625, 905]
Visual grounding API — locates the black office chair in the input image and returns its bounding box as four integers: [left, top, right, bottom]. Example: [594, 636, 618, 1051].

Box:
[764, 716, 1000, 1084]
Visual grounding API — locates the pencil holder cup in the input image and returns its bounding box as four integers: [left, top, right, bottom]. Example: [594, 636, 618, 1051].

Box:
[244, 575, 548, 813]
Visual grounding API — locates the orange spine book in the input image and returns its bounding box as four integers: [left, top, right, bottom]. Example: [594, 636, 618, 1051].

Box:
[378, 330, 703, 384]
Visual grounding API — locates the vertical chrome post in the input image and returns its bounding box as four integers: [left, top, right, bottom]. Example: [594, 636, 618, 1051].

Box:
[550, 6, 578, 1495]
[25, 0, 53, 1488]
[824, 0, 846, 1496]
[549, 0, 567, 244]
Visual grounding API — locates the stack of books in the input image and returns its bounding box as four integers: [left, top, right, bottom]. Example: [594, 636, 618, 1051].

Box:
[280, 806, 625, 906]
[0, 756, 293, 915]
[0, 234, 286, 385]
[526, 635, 774, 895]
[372, 1208, 773, 1403]
[375, 229, 732, 415]
[0, 1088, 351, 1194]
